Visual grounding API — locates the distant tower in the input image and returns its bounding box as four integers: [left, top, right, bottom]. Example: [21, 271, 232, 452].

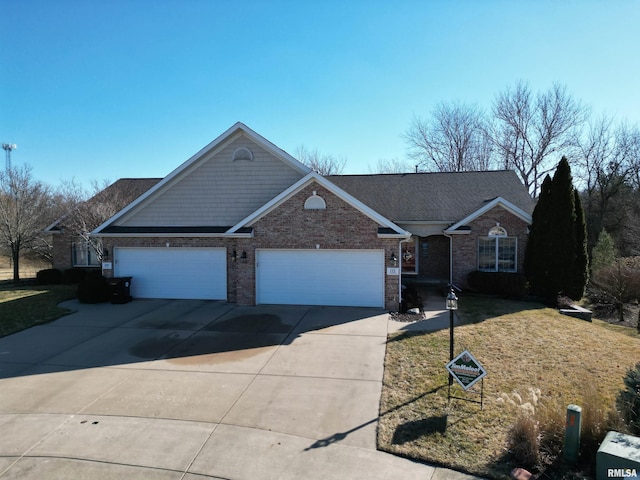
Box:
[2, 143, 17, 171]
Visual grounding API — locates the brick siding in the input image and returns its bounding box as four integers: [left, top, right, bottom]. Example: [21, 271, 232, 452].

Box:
[100, 181, 402, 310]
[451, 206, 529, 288]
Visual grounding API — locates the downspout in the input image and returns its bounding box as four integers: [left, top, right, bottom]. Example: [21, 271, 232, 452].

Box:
[442, 230, 453, 287]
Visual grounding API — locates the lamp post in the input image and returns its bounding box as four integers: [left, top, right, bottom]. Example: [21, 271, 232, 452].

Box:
[446, 288, 458, 386]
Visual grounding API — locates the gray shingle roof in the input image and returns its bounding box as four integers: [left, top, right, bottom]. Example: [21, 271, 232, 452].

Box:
[327, 170, 534, 223]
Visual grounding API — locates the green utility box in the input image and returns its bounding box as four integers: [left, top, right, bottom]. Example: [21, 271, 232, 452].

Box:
[596, 431, 640, 480]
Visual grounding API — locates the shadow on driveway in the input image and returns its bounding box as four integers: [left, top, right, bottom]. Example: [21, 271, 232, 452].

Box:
[0, 299, 388, 379]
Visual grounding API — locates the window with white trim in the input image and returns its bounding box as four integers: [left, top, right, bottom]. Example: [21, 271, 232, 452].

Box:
[478, 226, 517, 272]
[72, 239, 101, 267]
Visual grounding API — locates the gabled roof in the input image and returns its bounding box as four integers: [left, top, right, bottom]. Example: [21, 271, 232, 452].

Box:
[445, 196, 532, 234]
[227, 172, 411, 237]
[327, 170, 534, 223]
[93, 122, 311, 235]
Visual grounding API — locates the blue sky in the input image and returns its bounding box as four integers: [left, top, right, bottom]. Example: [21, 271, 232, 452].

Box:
[2, 0, 639, 189]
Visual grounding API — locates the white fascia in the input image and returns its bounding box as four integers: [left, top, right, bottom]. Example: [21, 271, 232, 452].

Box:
[227, 172, 411, 237]
[444, 197, 532, 234]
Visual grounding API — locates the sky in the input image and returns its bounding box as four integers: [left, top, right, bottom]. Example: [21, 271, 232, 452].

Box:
[1, 0, 640, 191]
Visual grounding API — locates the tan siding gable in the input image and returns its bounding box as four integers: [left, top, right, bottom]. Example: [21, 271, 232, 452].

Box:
[119, 135, 304, 227]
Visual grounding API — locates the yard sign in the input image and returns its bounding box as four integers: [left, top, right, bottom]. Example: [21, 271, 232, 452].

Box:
[446, 350, 487, 390]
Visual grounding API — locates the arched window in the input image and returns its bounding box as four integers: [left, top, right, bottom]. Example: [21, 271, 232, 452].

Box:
[488, 225, 508, 237]
[478, 225, 517, 272]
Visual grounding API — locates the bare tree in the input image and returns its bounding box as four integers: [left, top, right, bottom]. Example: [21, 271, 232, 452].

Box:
[577, 117, 640, 254]
[404, 101, 494, 172]
[0, 165, 52, 283]
[492, 81, 588, 196]
[55, 178, 160, 262]
[295, 145, 346, 175]
[368, 158, 414, 174]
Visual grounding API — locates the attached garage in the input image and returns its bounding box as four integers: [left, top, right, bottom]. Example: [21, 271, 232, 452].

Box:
[114, 247, 227, 300]
[255, 249, 384, 307]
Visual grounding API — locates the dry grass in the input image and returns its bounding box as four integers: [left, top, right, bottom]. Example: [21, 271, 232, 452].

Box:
[378, 295, 640, 478]
[0, 255, 50, 281]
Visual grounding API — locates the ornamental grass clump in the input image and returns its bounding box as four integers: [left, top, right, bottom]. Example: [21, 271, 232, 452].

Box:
[498, 388, 564, 471]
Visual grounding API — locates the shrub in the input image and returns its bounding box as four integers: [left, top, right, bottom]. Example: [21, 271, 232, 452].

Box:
[467, 271, 527, 297]
[36, 268, 63, 285]
[62, 267, 91, 284]
[617, 362, 640, 435]
[590, 257, 640, 322]
[77, 271, 109, 304]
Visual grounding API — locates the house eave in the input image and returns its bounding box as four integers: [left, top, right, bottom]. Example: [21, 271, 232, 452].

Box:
[446, 197, 532, 232]
[91, 122, 311, 235]
[377, 233, 412, 239]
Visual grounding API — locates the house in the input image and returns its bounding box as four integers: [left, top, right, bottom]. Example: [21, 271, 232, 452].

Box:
[91, 122, 534, 310]
[46, 178, 162, 270]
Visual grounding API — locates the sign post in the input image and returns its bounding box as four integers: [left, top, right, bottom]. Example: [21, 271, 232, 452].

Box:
[446, 350, 487, 408]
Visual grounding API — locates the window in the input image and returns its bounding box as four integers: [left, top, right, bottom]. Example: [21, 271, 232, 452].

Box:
[72, 239, 101, 267]
[478, 227, 517, 272]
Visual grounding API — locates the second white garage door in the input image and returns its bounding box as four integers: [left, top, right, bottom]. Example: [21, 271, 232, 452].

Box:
[114, 247, 227, 300]
[256, 249, 384, 307]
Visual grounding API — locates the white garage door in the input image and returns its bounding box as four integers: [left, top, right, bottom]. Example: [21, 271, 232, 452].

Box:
[114, 247, 227, 300]
[256, 249, 384, 307]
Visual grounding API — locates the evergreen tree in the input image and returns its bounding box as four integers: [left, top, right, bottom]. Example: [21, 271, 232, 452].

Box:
[525, 157, 588, 301]
[548, 157, 577, 298]
[568, 189, 588, 298]
[524, 175, 553, 298]
[591, 229, 617, 273]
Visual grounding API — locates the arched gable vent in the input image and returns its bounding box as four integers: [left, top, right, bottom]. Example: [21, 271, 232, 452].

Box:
[488, 225, 508, 236]
[232, 147, 254, 161]
[304, 191, 326, 210]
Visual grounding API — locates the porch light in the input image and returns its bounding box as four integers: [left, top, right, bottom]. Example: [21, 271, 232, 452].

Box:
[390, 252, 398, 266]
[446, 289, 458, 310]
[231, 250, 237, 262]
[240, 251, 247, 261]
[103, 249, 109, 260]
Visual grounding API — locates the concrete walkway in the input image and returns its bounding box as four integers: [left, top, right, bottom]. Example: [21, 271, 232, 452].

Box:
[0, 299, 480, 479]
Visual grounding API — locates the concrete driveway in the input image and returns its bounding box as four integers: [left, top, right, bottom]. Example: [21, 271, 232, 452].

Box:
[0, 299, 476, 479]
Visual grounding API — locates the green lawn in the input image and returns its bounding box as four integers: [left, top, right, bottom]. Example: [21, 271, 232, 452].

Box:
[378, 296, 640, 479]
[0, 283, 77, 337]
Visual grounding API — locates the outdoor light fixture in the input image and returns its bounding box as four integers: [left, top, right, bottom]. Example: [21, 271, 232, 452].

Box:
[231, 250, 237, 262]
[390, 252, 398, 266]
[103, 249, 110, 260]
[446, 289, 458, 310]
[240, 251, 247, 261]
